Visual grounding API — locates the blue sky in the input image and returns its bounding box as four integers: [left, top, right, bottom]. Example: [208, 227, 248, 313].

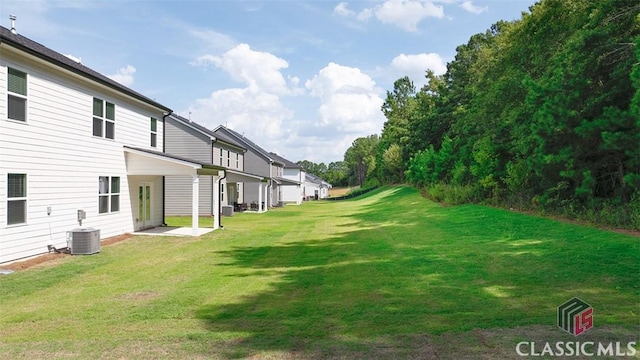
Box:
[1, 0, 537, 163]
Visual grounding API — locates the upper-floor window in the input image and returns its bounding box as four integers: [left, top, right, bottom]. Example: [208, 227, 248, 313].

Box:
[227, 150, 231, 167]
[7, 173, 27, 225]
[98, 176, 120, 213]
[150, 117, 158, 147]
[235, 153, 239, 169]
[7, 68, 27, 122]
[93, 98, 115, 139]
[218, 148, 223, 166]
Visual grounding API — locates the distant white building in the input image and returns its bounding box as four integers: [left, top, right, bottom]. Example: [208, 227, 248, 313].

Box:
[303, 172, 332, 200]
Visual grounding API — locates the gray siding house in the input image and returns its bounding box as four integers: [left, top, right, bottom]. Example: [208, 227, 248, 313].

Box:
[164, 115, 267, 216]
[212, 126, 286, 208]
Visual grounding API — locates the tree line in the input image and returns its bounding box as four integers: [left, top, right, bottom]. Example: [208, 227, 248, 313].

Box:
[299, 0, 639, 228]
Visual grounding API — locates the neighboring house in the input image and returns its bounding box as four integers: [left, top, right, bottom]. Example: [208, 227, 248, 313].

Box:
[164, 115, 267, 216]
[212, 125, 284, 208]
[0, 26, 221, 264]
[303, 173, 332, 200]
[269, 152, 304, 205]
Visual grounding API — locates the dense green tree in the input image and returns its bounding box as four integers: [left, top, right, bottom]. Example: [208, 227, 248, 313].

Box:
[344, 135, 379, 186]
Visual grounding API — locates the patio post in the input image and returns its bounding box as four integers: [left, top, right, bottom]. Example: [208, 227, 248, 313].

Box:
[192, 175, 199, 236]
[258, 182, 263, 213]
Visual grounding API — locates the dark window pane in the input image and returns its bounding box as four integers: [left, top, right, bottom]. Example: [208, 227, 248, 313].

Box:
[8, 68, 27, 95]
[99, 195, 109, 213]
[111, 177, 120, 193]
[8, 200, 26, 225]
[99, 176, 109, 194]
[105, 121, 115, 139]
[8, 174, 26, 198]
[150, 118, 157, 132]
[93, 98, 103, 117]
[8, 95, 26, 121]
[93, 118, 103, 137]
[111, 195, 120, 212]
[151, 133, 157, 147]
[105, 102, 115, 120]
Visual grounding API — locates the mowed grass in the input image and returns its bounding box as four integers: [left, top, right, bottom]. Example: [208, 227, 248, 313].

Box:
[0, 186, 638, 359]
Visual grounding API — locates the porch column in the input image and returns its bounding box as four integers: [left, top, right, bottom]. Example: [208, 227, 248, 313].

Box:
[264, 183, 270, 212]
[192, 175, 199, 236]
[213, 175, 220, 230]
[258, 183, 263, 213]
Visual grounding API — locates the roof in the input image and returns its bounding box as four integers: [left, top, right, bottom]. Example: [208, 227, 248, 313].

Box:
[305, 172, 331, 187]
[269, 152, 301, 169]
[212, 125, 284, 166]
[168, 115, 246, 151]
[0, 26, 171, 112]
[123, 146, 224, 171]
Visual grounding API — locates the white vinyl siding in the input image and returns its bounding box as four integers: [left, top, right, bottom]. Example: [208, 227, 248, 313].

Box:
[7, 67, 27, 122]
[7, 173, 27, 225]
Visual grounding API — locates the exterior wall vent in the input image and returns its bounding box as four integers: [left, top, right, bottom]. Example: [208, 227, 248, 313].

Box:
[67, 228, 101, 255]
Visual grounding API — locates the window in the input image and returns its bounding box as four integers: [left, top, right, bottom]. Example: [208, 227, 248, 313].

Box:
[150, 117, 157, 147]
[235, 153, 239, 169]
[227, 150, 230, 167]
[219, 148, 223, 166]
[221, 183, 224, 201]
[7, 173, 27, 225]
[93, 98, 115, 139]
[7, 68, 27, 122]
[98, 176, 120, 213]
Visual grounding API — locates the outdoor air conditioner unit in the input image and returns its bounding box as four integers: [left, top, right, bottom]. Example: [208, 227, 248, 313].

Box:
[67, 228, 101, 255]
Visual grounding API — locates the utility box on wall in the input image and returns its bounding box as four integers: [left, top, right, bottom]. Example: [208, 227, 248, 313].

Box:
[67, 228, 100, 255]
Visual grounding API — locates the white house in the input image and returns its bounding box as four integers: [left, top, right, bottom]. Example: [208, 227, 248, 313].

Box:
[303, 172, 332, 200]
[0, 25, 221, 264]
[269, 152, 304, 205]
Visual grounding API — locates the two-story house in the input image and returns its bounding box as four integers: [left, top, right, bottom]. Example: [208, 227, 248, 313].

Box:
[212, 125, 287, 208]
[269, 152, 304, 205]
[164, 114, 267, 218]
[0, 26, 221, 264]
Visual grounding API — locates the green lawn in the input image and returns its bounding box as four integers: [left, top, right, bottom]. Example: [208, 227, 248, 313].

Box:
[0, 186, 638, 359]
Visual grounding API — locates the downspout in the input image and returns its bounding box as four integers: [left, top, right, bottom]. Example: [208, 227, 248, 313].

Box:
[161, 111, 172, 226]
[218, 170, 226, 229]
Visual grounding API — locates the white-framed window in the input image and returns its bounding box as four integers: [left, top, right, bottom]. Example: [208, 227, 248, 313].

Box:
[235, 153, 239, 169]
[227, 150, 230, 167]
[7, 173, 27, 225]
[150, 117, 158, 147]
[98, 176, 120, 214]
[7, 67, 27, 122]
[219, 148, 223, 166]
[221, 183, 224, 201]
[93, 98, 115, 139]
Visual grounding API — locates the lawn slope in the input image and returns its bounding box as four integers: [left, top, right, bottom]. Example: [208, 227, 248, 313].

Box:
[0, 186, 637, 359]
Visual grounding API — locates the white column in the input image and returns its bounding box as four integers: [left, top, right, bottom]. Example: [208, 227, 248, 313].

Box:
[264, 183, 270, 211]
[213, 175, 220, 230]
[192, 175, 199, 236]
[258, 183, 263, 213]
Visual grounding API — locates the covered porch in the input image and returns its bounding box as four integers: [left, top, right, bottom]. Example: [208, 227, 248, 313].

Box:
[225, 169, 270, 213]
[124, 146, 225, 236]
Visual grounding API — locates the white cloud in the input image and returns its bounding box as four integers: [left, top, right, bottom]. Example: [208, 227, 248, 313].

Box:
[191, 44, 300, 96]
[333, 0, 445, 32]
[333, 2, 354, 17]
[187, 87, 292, 141]
[389, 52, 447, 87]
[305, 62, 385, 135]
[374, 0, 444, 31]
[459, 1, 488, 14]
[108, 65, 136, 86]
